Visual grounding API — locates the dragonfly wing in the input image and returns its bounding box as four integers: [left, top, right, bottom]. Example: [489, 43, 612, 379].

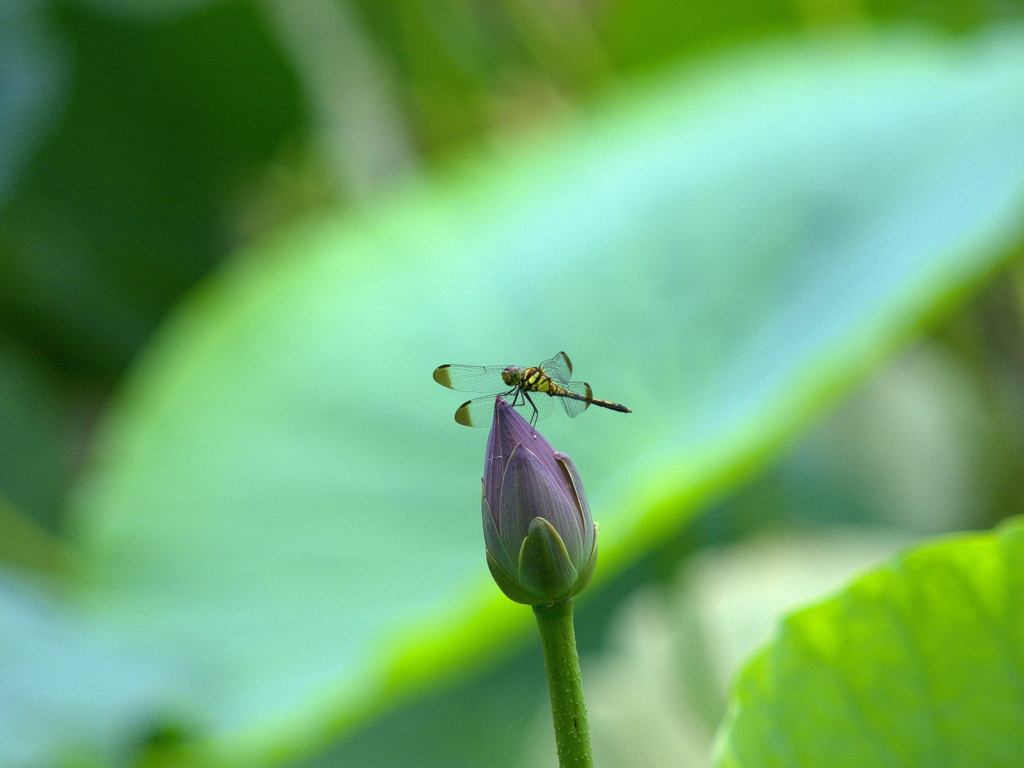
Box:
[539, 351, 573, 384]
[454, 396, 500, 427]
[434, 364, 509, 393]
[558, 381, 593, 418]
[455, 390, 557, 427]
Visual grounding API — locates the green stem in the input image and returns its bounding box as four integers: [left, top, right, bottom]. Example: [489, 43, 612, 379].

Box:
[533, 599, 594, 767]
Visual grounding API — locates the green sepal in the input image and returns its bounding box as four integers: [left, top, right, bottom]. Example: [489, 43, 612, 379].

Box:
[485, 550, 539, 605]
[518, 517, 579, 603]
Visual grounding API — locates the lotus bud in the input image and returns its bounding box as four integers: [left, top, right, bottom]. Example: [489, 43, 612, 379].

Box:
[481, 397, 598, 605]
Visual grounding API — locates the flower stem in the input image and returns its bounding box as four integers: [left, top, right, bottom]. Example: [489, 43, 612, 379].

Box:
[533, 599, 594, 767]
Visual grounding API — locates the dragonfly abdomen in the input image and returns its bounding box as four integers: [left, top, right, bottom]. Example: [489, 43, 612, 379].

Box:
[550, 387, 632, 414]
[584, 396, 632, 413]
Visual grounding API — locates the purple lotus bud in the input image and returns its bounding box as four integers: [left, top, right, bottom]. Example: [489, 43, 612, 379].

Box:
[481, 397, 598, 605]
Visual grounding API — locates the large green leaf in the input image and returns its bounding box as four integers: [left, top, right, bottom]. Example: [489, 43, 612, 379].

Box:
[0, 566, 179, 768]
[715, 516, 1024, 767]
[67, 26, 1024, 764]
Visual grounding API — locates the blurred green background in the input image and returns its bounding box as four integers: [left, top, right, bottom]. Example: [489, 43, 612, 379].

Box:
[3, 0, 1024, 767]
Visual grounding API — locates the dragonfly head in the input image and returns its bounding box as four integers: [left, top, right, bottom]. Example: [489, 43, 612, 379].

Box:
[501, 366, 523, 386]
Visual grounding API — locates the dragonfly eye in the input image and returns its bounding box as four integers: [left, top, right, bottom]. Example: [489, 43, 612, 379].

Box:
[501, 366, 521, 386]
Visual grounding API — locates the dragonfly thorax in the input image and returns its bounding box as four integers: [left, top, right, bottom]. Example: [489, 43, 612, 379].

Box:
[504, 365, 557, 394]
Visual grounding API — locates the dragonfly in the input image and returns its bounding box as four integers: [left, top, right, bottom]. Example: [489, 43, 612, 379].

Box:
[433, 351, 632, 427]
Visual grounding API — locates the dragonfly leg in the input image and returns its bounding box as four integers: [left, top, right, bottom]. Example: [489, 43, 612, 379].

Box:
[508, 386, 532, 422]
[508, 386, 523, 409]
[521, 389, 541, 425]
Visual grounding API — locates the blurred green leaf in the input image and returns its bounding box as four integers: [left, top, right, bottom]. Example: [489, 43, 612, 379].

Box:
[71, 0, 227, 24]
[0, 0, 304, 372]
[0, 0, 67, 206]
[64, 25, 1024, 765]
[716, 516, 1024, 767]
[0, 566, 182, 768]
[0, 336, 72, 533]
[602, 0, 797, 73]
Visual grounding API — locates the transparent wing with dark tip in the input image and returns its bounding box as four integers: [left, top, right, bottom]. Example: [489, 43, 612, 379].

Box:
[433, 364, 511, 393]
[555, 380, 594, 418]
[538, 351, 573, 384]
[454, 392, 554, 427]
